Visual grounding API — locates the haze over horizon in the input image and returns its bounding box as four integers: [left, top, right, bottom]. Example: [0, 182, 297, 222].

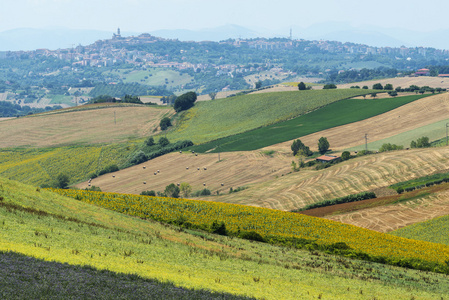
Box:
[1, 0, 449, 51]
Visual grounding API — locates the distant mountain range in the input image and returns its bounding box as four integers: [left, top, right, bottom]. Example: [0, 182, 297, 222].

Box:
[1, 23, 449, 51]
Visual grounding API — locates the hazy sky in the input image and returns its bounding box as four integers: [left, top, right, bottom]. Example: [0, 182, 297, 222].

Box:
[1, 0, 448, 33]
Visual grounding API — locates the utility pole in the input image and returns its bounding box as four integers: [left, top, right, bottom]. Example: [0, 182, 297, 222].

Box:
[446, 123, 449, 146]
[217, 145, 220, 161]
[114, 111, 116, 125]
[365, 133, 368, 152]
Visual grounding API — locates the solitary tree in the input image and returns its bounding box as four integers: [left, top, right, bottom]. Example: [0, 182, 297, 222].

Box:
[180, 182, 192, 197]
[297, 82, 307, 90]
[174, 92, 197, 112]
[255, 81, 263, 89]
[341, 151, 351, 161]
[209, 92, 217, 100]
[164, 183, 180, 198]
[318, 137, 330, 154]
[159, 117, 172, 131]
[56, 173, 70, 189]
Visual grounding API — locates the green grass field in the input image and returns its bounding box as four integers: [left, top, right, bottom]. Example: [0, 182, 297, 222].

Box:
[347, 117, 449, 151]
[0, 143, 138, 186]
[1, 177, 449, 299]
[190, 94, 429, 153]
[166, 89, 375, 146]
[390, 214, 449, 246]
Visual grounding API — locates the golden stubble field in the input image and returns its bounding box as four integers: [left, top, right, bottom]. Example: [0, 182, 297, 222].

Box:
[263, 92, 449, 152]
[0, 104, 172, 147]
[326, 186, 449, 233]
[77, 146, 449, 214]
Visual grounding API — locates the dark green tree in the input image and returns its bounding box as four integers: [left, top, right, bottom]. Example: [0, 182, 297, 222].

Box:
[291, 139, 313, 156]
[145, 137, 155, 146]
[255, 81, 262, 89]
[341, 151, 351, 160]
[174, 92, 197, 112]
[362, 86, 369, 89]
[297, 82, 306, 90]
[56, 173, 70, 189]
[208, 92, 217, 100]
[159, 117, 172, 131]
[318, 137, 330, 154]
[164, 183, 180, 198]
[158, 137, 170, 147]
[384, 83, 393, 90]
[372, 83, 383, 90]
[323, 83, 337, 89]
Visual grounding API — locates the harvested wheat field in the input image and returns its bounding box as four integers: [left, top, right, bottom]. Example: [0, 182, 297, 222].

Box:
[75, 150, 293, 195]
[263, 92, 449, 152]
[0, 104, 172, 148]
[78, 146, 449, 212]
[201, 147, 449, 211]
[326, 184, 449, 233]
[338, 76, 449, 90]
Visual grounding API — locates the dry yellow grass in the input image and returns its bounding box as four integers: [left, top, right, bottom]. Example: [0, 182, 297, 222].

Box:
[263, 92, 449, 152]
[327, 187, 449, 233]
[0, 104, 172, 147]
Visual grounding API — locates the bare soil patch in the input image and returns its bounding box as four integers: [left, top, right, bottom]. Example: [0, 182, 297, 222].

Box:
[262, 93, 449, 152]
[0, 105, 172, 148]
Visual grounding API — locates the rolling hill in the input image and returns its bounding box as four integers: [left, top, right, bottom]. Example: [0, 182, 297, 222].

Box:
[2, 177, 449, 299]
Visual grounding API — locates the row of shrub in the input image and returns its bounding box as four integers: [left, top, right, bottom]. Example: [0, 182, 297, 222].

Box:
[128, 140, 194, 166]
[172, 217, 449, 275]
[391, 173, 449, 194]
[295, 192, 377, 211]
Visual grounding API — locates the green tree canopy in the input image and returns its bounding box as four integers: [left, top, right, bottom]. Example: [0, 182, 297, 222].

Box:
[158, 137, 170, 147]
[164, 183, 180, 198]
[159, 117, 172, 131]
[372, 83, 383, 90]
[291, 139, 313, 156]
[297, 82, 306, 90]
[174, 92, 197, 112]
[318, 137, 330, 154]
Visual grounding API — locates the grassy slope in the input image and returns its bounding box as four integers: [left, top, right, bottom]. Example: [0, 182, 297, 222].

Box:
[0, 251, 251, 300]
[0, 143, 138, 186]
[190, 94, 428, 153]
[390, 214, 449, 246]
[166, 89, 375, 145]
[1, 177, 448, 299]
[347, 116, 449, 151]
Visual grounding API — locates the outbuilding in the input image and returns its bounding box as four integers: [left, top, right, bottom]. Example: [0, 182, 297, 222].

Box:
[316, 155, 340, 163]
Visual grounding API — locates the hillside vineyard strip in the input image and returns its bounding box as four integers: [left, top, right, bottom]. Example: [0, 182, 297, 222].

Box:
[50, 188, 449, 269]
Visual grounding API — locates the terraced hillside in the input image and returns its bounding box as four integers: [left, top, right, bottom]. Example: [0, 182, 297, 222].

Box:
[0, 103, 172, 148]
